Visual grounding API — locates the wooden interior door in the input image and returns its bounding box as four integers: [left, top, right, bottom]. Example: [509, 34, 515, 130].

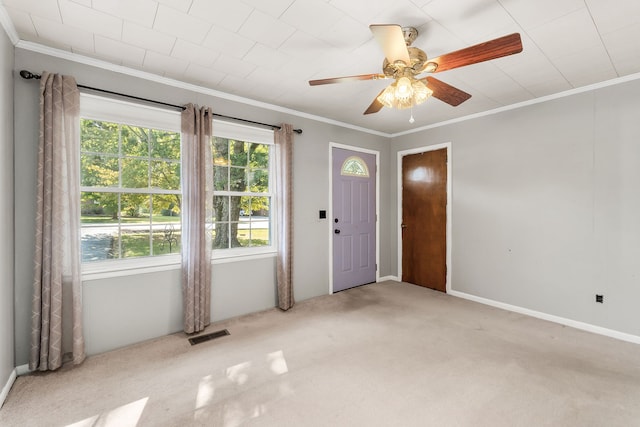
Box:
[402, 148, 447, 292]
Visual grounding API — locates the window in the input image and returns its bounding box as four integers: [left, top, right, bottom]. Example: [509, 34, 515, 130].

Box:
[80, 95, 181, 264]
[341, 156, 369, 177]
[211, 122, 274, 255]
[79, 95, 275, 273]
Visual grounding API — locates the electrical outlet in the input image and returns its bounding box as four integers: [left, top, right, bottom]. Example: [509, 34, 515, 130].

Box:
[595, 294, 604, 303]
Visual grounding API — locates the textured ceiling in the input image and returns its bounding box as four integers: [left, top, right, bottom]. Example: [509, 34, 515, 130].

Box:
[2, 0, 640, 134]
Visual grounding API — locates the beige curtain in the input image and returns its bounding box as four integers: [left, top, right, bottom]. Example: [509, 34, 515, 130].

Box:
[30, 72, 84, 371]
[275, 124, 294, 310]
[181, 104, 213, 333]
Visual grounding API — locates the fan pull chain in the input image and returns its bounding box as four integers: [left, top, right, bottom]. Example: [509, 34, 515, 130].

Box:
[409, 105, 415, 123]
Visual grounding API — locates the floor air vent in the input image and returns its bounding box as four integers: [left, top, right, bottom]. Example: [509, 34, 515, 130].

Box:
[188, 329, 230, 345]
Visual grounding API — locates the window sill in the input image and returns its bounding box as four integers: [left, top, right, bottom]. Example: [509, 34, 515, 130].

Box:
[82, 250, 278, 281]
[82, 255, 181, 281]
[212, 250, 277, 264]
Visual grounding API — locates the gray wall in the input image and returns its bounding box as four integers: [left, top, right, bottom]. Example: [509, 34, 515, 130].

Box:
[14, 41, 639, 369]
[392, 80, 640, 337]
[13, 48, 391, 365]
[0, 29, 15, 391]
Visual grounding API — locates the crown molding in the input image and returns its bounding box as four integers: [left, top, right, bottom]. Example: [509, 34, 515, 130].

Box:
[13, 38, 640, 140]
[15, 40, 390, 138]
[0, 3, 19, 45]
[391, 70, 640, 138]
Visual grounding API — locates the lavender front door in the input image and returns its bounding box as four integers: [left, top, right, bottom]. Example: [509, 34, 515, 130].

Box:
[332, 147, 376, 292]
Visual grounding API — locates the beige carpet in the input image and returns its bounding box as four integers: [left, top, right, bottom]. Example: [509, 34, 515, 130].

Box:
[2, 281, 640, 427]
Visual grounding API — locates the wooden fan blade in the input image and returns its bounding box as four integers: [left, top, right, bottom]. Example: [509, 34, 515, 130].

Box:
[309, 73, 385, 86]
[364, 89, 386, 115]
[370, 24, 411, 65]
[424, 77, 471, 106]
[427, 33, 522, 73]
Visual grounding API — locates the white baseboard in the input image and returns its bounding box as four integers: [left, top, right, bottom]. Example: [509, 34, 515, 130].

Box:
[1, 369, 17, 409]
[15, 364, 30, 376]
[449, 290, 640, 345]
[378, 276, 399, 282]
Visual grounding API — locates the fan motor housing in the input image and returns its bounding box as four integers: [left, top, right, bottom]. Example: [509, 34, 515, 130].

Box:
[382, 46, 429, 78]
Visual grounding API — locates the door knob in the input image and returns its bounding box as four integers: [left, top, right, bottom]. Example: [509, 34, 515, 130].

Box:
[334, 229, 341, 234]
[401, 224, 407, 228]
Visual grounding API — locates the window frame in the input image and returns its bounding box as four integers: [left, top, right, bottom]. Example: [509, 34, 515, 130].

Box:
[210, 121, 277, 260]
[79, 95, 276, 280]
[80, 94, 183, 278]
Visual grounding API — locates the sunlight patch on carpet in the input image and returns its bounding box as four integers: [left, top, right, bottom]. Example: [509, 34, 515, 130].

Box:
[65, 397, 148, 427]
[267, 350, 288, 375]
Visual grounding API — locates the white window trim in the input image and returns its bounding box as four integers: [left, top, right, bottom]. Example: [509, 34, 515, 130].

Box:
[82, 254, 181, 281]
[79, 96, 276, 279]
[211, 121, 276, 256]
[82, 251, 278, 281]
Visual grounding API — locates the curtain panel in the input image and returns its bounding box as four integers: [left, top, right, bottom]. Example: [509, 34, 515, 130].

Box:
[30, 72, 85, 371]
[181, 104, 214, 333]
[275, 124, 294, 310]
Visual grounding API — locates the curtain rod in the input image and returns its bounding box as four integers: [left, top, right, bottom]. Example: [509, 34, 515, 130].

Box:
[19, 70, 302, 134]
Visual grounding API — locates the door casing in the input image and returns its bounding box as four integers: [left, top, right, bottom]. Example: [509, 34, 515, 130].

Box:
[329, 142, 380, 294]
[397, 142, 452, 292]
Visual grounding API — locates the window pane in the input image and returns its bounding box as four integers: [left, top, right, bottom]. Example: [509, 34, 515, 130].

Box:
[150, 129, 180, 160]
[81, 230, 117, 261]
[121, 193, 150, 220]
[121, 125, 149, 157]
[121, 158, 149, 188]
[213, 166, 228, 191]
[249, 169, 269, 192]
[249, 143, 269, 169]
[121, 194, 151, 258]
[213, 195, 229, 222]
[121, 228, 151, 258]
[231, 224, 246, 248]
[213, 195, 243, 248]
[81, 154, 119, 187]
[341, 156, 369, 177]
[153, 194, 181, 219]
[213, 222, 229, 249]
[81, 192, 119, 223]
[80, 120, 119, 154]
[231, 222, 243, 248]
[151, 160, 180, 190]
[213, 137, 229, 165]
[152, 194, 181, 255]
[239, 195, 251, 217]
[229, 196, 242, 222]
[249, 197, 270, 247]
[250, 196, 270, 218]
[153, 224, 181, 255]
[81, 191, 120, 262]
[230, 167, 246, 191]
[248, 223, 269, 247]
[229, 141, 248, 166]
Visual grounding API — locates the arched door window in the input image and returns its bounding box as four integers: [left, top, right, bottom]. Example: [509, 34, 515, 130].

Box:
[341, 156, 370, 177]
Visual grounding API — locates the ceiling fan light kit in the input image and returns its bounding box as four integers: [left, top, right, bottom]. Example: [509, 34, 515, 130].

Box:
[377, 76, 432, 110]
[309, 24, 523, 120]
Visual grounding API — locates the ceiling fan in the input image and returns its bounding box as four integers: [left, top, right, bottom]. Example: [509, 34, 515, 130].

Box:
[309, 25, 523, 118]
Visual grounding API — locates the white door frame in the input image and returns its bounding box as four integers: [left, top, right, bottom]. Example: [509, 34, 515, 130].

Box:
[329, 142, 380, 294]
[397, 142, 453, 293]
